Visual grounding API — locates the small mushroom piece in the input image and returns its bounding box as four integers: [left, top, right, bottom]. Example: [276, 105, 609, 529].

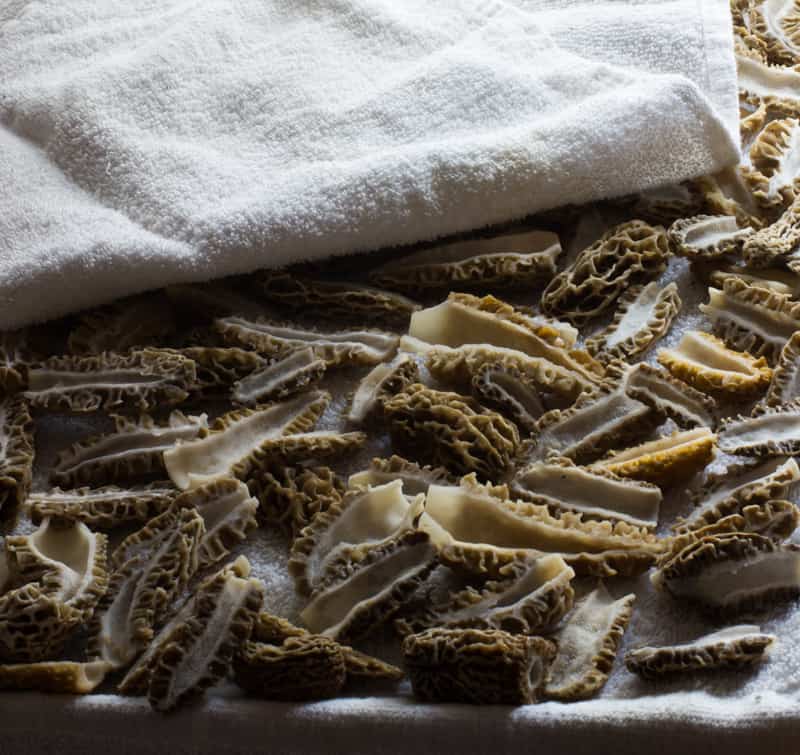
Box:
[543, 584, 635, 701]
[347, 353, 419, 425]
[0, 660, 112, 694]
[165, 347, 266, 397]
[718, 401, 800, 456]
[0, 396, 34, 516]
[747, 1, 800, 65]
[403, 627, 556, 705]
[657, 330, 772, 396]
[231, 348, 326, 405]
[347, 455, 454, 495]
[766, 330, 800, 404]
[24, 349, 196, 413]
[470, 360, 546, 432]
[625, 625, 775, 680]
[667, 215, 754, 259]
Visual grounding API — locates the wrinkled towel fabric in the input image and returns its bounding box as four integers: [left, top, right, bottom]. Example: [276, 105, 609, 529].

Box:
[0, 0, 739, 329]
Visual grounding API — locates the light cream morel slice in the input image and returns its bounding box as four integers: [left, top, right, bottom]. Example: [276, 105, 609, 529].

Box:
[347, 455, 454, 495]
[231, 348, 326, 405]
[24, 349, 196, 413]
[718, 401, 800, 455]
[543, 584, 635, 701]
[164, 346, 266, 397]
[469, 359, 546, 432]
[215, 316, 399, 366]
[511, 458, 662, 528]
[419, 476, 662, 578]
[708, 264, 800, 298]
[667, 215, 754, 258]
[625, 625, 775, 679]
[369, 229, 562, 292]
[347, 353, 419, 425]
[747, 0, 800, 65]
[585, 282, 681, 360]
[657, 330, 772, 395]
[52, 411, 208, 488]
[163, 390, 329, 489]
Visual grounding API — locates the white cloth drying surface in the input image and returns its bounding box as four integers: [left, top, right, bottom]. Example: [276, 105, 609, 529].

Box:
[0, 0, 739, 329]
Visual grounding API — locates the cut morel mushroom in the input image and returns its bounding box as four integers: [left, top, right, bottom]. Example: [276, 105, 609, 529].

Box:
[625, 625, 775, 680]
[260, 271, 420, 325]
[67, 294, 176, 355]
[543, 584, 635, 701]
[667, 214, 754, 259]
[346, 353, 419, 425]
[24, 349, 196, 413]
[248, 463, 344, 538]
[51, 411, 208, 488]
[624, 363, 717, 429]
[766, 330, 800, 404]
[88, 507, 204, 669]
[402, 627, 555, 705]
[347, 455, 454, 495]
[369, 229, 562, 292]
[419, 476, 662, 578]
[1, 519, 108, 662]
[718, 401, 800, 456]
[231, 348, 326, 406]
[675, 457, 800, 533]
[119, 556, 264, 712]
[745, 1, 800, 65]
[28, 483, 180, 529]
[657, 330, 772, 396]
[592, 428, 717, 487]
[215, 316, 399, 367]
[425, 343, 592, 401]
[0, 396, 34, 516]
[736, 51, 800, 116]
[745, 117, 800, 210]
[165, 346, 266, 397]
[394, 554, 575, 637]
[163, 390, 329, 489]
[742, 194, 800, 268]
[707, 264, 800, 299]
[0, 660, 111, 694]
[288, 480, 424, 597]
[540, 220, 670, 325]
[585, 282, 681, 361]
[470, 360, 546, 432]
[382, 384, 519, 481]
[511, 458, 662, 528]
[408, 293, 604, 386]
[299, 530, 438, 643]
[651, 532, 800, 617]
[699, 278, 800, 362]
[529, 370, 655, 464]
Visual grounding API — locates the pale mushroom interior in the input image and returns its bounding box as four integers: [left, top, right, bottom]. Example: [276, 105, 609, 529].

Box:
[29, 520, 95, 600]
[703, 287, 800, 343]
[680, 216, 747, 249]
[233, 348, 321, 404]
[598, 427, 714, 464]
[720, 412, 800, 450]
[737, 54, 800, 99]
[348, 355, 411, 423]
[194, 480, 258, 537]
[478, 369, 544, 420]
[26, 369, 164, 392]
[604, 282, 663, 347]
[695, 457, 798, 513]
[625, 364, 712, 426]
[668, 330, 756, 373]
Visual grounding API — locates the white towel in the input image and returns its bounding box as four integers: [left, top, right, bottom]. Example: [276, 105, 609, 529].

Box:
[0, 0, 739, 330]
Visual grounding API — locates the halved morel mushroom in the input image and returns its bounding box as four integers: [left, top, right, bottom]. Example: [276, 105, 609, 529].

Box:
[470, 360, 546, 433]
[425, 343, 592, 401]
[540, 220, 670, 325]
[742, 194, 800, 267]
[708, 264, 800, 298]
[88, 507, 204, 669]
[29, 483, 180, 529]
[744, 117, 800, 209]
[369, 229, 562, 292]
[529, 369, 655, 464]
[347, 353, 419, 425]
[625, 625, 775, 680]
[657, 330, 772, 396]
[585, 282, 681, 361]
[164, 346, 266, 397]
[382, 383, 519, 481]
[67, 294, 176, 355]
[248, 464, 344, 538]
[700, 278, 800, 361]
[718, 401, 800, 455]
[543, 584, 635, 701]
[766, 330, 800, 404]
[347, 455, 454, 495]
[0, 660, 111, 694]
[667, 215, 754, 259]
[624, 363, 717, 429]
[747, 0, 800, 65]
[300, 530, 437, 642]
[592, 428, 717, 486]
[651, 531, 800, 617]
[408, 293, 604, 385]
[419, 476, 662, 578]
[511, 458, 662, 528]
[0, 396, 34, 516]
[231, 348, 326, 406]
[24, 349, 196, 413]
[736, 51, 800, 116]
[119, 556, 264, 712]
[394, 554, 575, 637]
[163, 390, 330, 489]
[402, 627, 556, 705]
[289, 480, 425, 597]
[675, 457, 800, 533]
[693, 169, 766, 231]
[51, 411, 208, 488]
[215, 316, 399, 367]
[1, 519, 108, 662]
[260, 271, 420, 325]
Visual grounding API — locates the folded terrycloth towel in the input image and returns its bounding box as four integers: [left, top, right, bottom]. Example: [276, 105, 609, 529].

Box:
[0, 0, 739, 329]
